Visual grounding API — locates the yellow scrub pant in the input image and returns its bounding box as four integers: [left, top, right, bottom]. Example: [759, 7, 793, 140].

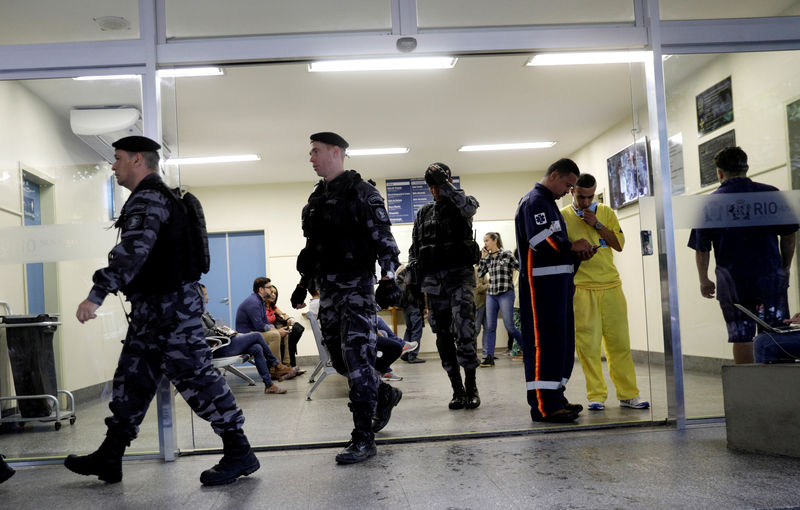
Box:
[573, 285, 640, 402]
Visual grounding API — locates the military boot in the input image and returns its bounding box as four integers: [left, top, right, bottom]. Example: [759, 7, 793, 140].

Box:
[447, 370, 467, 410]
[200, 429, 260, 486]
[372, 382, 403, 433]
[64, 431, 129, 483]
[0, 455, 15, 484]
[464, 367, 481, 409]
[336, 403, 377, 464]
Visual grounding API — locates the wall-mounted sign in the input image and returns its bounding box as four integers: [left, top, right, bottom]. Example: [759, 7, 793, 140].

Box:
[696, 76, 733, 136]
[386, 177, 460, 224]
[699, 129, 736, 187]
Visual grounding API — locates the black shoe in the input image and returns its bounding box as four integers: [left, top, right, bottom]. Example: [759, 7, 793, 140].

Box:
[400, 353, 409, 362]
[407, 356, 426, 364]
[479, 357, 494, 367]
[335, 437, 377, 464]
[64, 433, 127, 483]
[372, 385, 403, 432]
[530, 408, 579, 423]
[200, 430, 261, 486]
[449, 389, 467, 410]
[0, 456, 15, 484]
[564, 402, 583, 414]
[200, 450, 260, 486]
[465, 389, 481, 409]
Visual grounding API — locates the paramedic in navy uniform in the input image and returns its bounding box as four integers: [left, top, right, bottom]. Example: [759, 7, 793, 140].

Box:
[514, 158, 595, 423]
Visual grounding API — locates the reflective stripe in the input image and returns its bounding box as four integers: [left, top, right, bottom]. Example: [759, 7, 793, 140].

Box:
[529, 228, 553, 250]
[531, 264, 573, 277]
[527, 380, 562, 390]
[561, 377, 569, 387]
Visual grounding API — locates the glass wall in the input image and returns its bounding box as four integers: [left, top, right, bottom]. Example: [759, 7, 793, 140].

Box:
[0, 76, 169, 458]
[663, 50, 800, 418]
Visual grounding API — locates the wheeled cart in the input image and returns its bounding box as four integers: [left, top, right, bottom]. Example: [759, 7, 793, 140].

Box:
[0, 302, 75, 430]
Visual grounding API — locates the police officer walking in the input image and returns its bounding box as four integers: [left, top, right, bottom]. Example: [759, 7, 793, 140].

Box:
[291, 132, 402, 464]
[67, 136, 259, 486]
[408, 163, 482, 410]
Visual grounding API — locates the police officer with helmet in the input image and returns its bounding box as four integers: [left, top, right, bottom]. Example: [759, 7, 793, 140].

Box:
[408, 162, 482, 410]
[291, 131, 402, 464]
[67, 136, 259, 486]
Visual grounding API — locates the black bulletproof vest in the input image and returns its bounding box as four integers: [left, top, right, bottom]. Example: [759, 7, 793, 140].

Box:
[302, 171, 377, 276]
[417, 199, 479, 272]
[118, 176, 194, 295]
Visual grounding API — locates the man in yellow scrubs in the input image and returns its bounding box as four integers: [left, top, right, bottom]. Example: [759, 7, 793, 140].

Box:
[561, 173, 649, 411]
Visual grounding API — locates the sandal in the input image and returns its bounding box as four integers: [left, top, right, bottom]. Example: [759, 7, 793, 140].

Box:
[264, 384, 287, 394]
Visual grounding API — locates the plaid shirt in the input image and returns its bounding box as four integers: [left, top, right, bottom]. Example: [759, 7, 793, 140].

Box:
[477, 249, 519, 295]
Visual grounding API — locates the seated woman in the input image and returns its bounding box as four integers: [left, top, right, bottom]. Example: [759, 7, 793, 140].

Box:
[265, 285, 306, 372]
[201, 286, 297, 394]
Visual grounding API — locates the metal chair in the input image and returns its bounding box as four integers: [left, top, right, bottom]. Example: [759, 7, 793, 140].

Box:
[305, 312, 340, 400]
[207, 335, 256, 386]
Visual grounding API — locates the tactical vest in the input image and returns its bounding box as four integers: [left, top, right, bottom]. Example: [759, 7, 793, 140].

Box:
[417, 199, 480, 272]
[301, 171, 378, 276]
[118, 176, 196, 295]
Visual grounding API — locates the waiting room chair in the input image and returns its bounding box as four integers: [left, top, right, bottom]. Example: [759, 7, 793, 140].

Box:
[305, 311, 340, 400]
[206, 335, 256, 386]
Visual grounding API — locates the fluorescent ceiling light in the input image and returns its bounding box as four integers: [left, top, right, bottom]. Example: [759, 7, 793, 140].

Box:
[157, 67, 224, 78]
[347, 147, 409, 156]
[526, 51, 649, 66]
[309, 57, 457, 72]
[459, 142, 556, 152]
[73, 74, 139, 81]
[166, 154, 261, 165]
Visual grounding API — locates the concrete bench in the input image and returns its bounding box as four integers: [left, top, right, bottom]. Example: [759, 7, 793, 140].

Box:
[721, 364, 800, 457]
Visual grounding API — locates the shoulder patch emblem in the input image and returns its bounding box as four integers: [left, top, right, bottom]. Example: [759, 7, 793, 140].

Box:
[534, 212, 547, 225]
[125, 213, 144, 230]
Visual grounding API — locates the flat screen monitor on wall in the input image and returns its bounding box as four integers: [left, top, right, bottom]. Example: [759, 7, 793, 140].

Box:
[606, 137, 651, 209]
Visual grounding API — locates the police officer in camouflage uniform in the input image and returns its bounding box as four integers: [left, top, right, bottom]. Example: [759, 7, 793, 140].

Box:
[408, 163, 482, 410]
[67, 136, 259, 486]
[290, 132, 402, 464]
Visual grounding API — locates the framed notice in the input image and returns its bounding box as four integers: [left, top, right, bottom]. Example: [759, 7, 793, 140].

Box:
[696, 76, 733, 136]
[788, 97, 800, 190]
[698, 129, 736, 187]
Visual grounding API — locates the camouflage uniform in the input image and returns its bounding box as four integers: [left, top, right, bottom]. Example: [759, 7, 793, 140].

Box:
[88, 173, 243, 442]
[298, 170, 400, 427]
[409, 181, 481, 403]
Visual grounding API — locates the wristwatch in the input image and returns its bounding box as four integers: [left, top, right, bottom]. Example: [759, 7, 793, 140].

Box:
[594, 221, 604, 230]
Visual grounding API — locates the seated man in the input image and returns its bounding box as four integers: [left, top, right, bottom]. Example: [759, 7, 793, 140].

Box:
[753, 312, 800, 363]
[236, 276, 291, 365]
[201, 285, 296, 393]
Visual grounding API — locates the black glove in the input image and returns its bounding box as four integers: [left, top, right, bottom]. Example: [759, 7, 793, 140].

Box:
[424, 166, 449, 186]
[375, 279, 402, 310]
[290, 285, 307, 309]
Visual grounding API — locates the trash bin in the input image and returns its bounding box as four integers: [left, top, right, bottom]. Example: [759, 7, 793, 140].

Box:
[2, 314, 59, 418]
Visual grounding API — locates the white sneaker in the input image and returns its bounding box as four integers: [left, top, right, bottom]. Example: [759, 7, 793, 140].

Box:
[619, 397, 650, 409]
[381, 372, 403, 381]
[588, 401, 605, 411]
[402, 341, 418, 354]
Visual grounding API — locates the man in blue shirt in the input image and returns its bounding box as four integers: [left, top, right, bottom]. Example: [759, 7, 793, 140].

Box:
[688, 147, 797, 363]
[235, 277, 274, 333]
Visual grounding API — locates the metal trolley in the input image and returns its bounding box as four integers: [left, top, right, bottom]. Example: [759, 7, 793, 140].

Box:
[0, 301, 75, 431]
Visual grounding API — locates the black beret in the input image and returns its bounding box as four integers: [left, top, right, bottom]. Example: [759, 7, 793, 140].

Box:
[112, 135, 161, 152]
[310, 132, 349, 149]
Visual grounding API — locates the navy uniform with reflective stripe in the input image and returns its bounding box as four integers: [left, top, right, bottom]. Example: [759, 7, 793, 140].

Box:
[514, 182, 576, 418]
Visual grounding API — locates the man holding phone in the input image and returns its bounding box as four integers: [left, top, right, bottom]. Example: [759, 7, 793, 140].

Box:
[562, 173, 649, 411]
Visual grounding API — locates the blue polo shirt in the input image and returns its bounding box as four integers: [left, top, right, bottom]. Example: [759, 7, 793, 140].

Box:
[688, 177, 797, 298]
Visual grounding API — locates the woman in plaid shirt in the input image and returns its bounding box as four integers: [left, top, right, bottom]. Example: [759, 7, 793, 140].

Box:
[477, 232, 524, 366]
